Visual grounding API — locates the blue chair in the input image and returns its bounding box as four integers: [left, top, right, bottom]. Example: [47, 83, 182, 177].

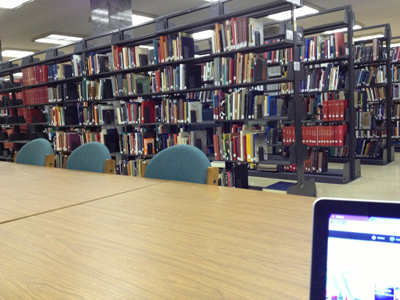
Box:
[145, 144, 218, 185]
[66, 142, 115, 173]
[15, 138, 54, 167]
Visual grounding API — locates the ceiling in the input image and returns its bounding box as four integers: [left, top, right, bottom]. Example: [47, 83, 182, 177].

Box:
[0, 0, 397, 61]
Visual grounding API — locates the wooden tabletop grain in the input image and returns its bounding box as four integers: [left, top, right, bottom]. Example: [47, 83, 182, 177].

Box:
[0, 179, 315, 299]
[0, 161, 163, 223]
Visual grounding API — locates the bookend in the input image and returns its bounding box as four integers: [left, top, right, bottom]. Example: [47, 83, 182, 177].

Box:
[287, 178, 316, 197]
[104, 159, 116, 174]
[206, 167, 219, 185]
[74, 40, 86, 52]
[209, 2, 230, 18]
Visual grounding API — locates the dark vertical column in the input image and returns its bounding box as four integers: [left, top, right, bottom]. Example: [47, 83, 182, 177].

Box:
[385, 24, 393, 163]
[347, 7, 356, 180]
[90, 0, 132, 34]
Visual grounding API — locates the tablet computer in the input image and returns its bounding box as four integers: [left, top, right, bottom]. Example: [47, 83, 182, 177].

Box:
[310, 198, 400, 300]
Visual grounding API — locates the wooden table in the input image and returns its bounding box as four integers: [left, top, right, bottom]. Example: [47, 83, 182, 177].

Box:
[0, 179, 315, 299]
[0, 161, 162, 223]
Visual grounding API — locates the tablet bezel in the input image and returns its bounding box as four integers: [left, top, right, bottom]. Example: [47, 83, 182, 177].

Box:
[309, 198, 400, 299]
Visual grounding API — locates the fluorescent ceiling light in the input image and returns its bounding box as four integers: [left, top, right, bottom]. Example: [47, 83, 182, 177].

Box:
[324, 25, 362, 34]
[354, 34, 384, 42]
[193, 30, 213, 40]
[34, 34, 83, 45]
[13, 72, 23, 78]
[0, 0, 34, 9]
[2, 50, 34, 58]
[391, 43, 400, 48]
[132, 14, 153, 26]
[266, 5, 318, 21]
[204, 0, 220, 2]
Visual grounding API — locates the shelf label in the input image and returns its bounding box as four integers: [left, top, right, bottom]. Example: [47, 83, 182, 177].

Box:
[294, 61, 300, 71]
[286, 30, 293, 41]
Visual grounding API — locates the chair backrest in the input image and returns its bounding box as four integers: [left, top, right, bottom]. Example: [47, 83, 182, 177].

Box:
[66, 142, 111, 173]
[15, 138, 53, 166]
[145, 144, 211, 184]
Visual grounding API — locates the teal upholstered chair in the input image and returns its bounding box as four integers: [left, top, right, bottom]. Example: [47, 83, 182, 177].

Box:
[66, 142, 115, 174]
[15, 138, 54, 167]
[145, 144, 218, 185]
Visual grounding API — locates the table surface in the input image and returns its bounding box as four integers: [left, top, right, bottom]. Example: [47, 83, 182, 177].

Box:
[0, 161, 163, 224]
[0, 178, 316, 299]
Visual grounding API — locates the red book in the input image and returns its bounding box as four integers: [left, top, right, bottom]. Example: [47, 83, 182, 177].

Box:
[232, 135, 239, 161]
[213, 135, 220, 160]
[334, 32, 345, 57]
[141, 101, 156, 124]
[231, 18, 236, 48]
[327, 101, 333, 121]
[155, 70, 161, 92]
[334, 100, 340, 121]
[323, 100, 328, 121]
[340, 99, 348, 120]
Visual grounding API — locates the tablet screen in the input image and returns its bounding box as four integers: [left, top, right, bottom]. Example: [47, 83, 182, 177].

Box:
[326, 214, 400, 300]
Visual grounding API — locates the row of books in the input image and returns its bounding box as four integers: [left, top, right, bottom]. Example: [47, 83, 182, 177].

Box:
[212, 90, 286, 121]
[115, 99, 213, 125]
[322, 99, 348, 121]
[153, 33, 194, 64]
[283, 124, 348, 147]
[212, 53, 268, 86]
[48, 82, 82, 102]
[21, 64, 73, 86]
[356, 110, 385, 130]
[354, 67, 385, 87]
[356, 129, 387, 139]
[393, 121, 400, 137]
[283, 150, 328, 173]
[120, 132, 155, 156]
[86, 52, 113, 75]
[300, 32, 346, 62]
[111, 73, 150, 96]
[17, 107, 43, 124]
[300, 63, 346, 92]
[391, 46, 400, 62]
[355, 87, 386, 108]
[22, 86, 49, 105]
[213, 125, 268, 162]
[393, 85, 400, 100]
[54, 153, 69, 168]
[392, 104, 400, 118]
[304, 92, 347, 117]
[264, 40, 293, 64]
[55, 131, 81, 152]
[116, 159, 148, 177]
[354, 40, 385, 63]
[356, 139, 383, 158]
[212, 17, 264, 53]
[392, 65, 400, 82]
[111, 46, 149, 71]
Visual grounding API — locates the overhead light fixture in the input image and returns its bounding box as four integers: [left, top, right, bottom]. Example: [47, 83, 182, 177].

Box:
[0, 0, 34, 9]
[132, 14, 154, 26]
[13, 72, 23, 78]
[266, 5, 319, 21]
[2, 49, 34, 58]
[324, 25, 362, 35]
[391, 43, 400, 48]
[193, 30, 214, 40]
[354, 34, 384, 42]
[204, 0, 220, 2]
[33, 33, 83, 45]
